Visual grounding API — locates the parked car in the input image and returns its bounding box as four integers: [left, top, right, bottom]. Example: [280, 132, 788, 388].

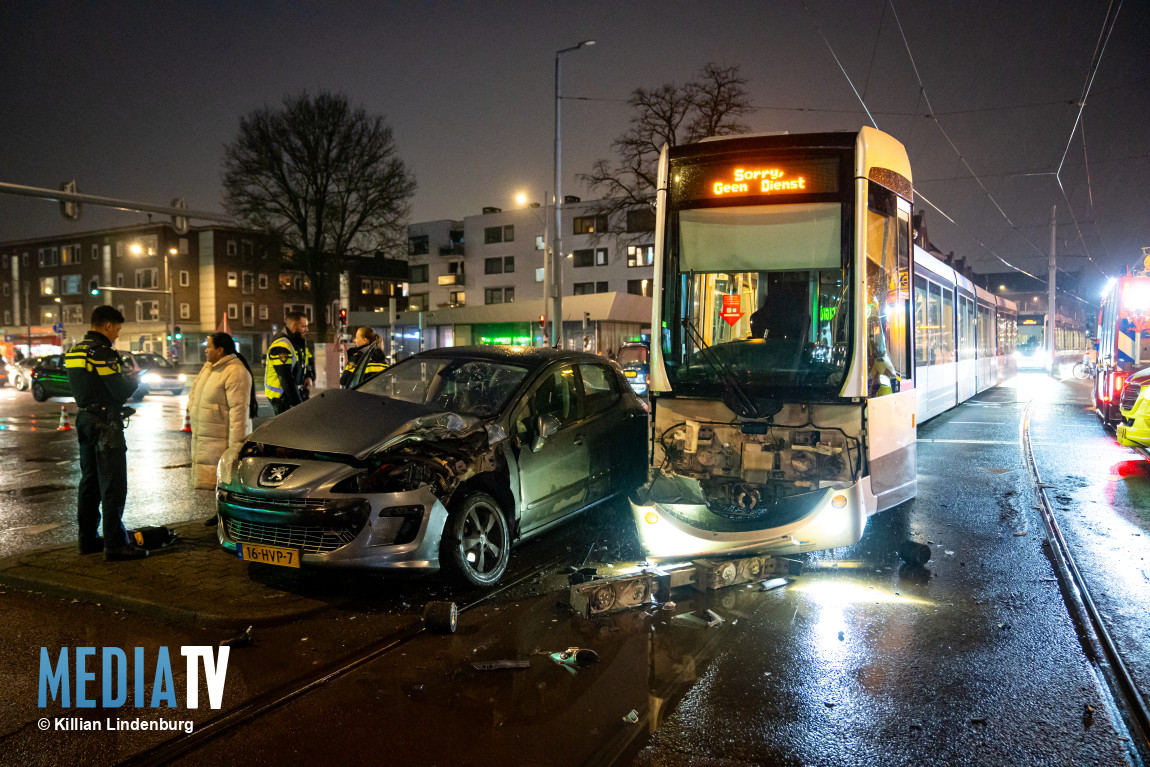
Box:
[125, 352, 186, 395]
[616, 342, 650, 397]
[29, 352, 145, 402]
[215, 345, 649, 587]
[7, 356, 43, 391]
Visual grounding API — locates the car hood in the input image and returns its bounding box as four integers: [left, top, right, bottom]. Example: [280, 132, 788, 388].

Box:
[1127, 367, 1150, 387]
[247, 387, 483, 461]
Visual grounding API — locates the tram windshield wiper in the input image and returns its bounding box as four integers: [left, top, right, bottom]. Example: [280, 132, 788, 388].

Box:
[679, 318, 764, 419]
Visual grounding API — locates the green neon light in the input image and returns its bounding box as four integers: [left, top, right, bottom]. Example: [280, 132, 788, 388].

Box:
[819, 306, 837, 322]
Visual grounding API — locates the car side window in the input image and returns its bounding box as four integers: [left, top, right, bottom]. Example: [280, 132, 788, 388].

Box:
[578, 363, 619, 417]
[513, 365, 580, 438]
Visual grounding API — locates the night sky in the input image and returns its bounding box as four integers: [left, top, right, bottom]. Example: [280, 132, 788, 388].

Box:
[2, 1, 1146, 297]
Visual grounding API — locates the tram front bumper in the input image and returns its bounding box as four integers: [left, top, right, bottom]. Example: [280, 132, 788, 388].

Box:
[630, 480, 866, 562]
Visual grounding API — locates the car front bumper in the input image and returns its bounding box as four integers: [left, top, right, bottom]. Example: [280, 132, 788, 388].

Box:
[217, 475, 449, 571]
[1117, 386, 1150, 447]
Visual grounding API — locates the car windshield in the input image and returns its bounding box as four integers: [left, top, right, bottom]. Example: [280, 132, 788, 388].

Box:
[357, 356, 530, 417]
[617, 346, 648, 366]
[135, 353, 173, 368]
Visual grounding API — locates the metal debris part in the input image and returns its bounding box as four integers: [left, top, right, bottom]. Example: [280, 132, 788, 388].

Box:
[471, 660, 530, 671]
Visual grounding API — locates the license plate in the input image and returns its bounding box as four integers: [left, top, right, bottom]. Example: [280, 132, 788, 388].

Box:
[237, 542, 300, 568]
[624, 370, 637, 377]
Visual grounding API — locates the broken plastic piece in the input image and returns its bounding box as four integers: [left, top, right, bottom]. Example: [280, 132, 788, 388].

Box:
[623, 709, 639, 724]
[705, 609, 725, 627]
[472, 660, 531, 671]
[758, 578, 788, 591]
[219, 625, 253, 648]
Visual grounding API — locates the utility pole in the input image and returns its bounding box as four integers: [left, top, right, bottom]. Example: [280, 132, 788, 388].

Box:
[1047, 205, 1057, 376]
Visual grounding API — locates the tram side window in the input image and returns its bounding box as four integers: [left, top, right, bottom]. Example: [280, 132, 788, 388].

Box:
[977, 305, 993, 357]
[914, 276, 929, 365]
[865, 183, 907, 394]
[940, 288, 955, 363]
[927, 281, 942, 364]
[957, 295, 976, 361]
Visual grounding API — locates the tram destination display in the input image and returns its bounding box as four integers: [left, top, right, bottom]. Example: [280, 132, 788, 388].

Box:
[671, 154, 840, 206]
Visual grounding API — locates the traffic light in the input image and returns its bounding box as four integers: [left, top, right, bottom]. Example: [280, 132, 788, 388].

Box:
[339, 308, 348, 326]
[583, 311, 590, 329]
[88, 279, 99, 296]
[174, 326, 182, 340]
[538, 314, 545, 330]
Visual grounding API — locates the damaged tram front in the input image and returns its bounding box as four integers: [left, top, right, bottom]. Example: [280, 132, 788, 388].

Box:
[632, 128, 916, 561]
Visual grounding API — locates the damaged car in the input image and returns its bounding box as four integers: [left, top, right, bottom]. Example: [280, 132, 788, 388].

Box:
[215, 345, 648, 587]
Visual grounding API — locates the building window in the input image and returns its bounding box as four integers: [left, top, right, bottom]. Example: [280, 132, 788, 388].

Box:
[573, 282, 594, 295]
[180, 302, 191, 319]
[259, 304, 268, 320]
[360, 278, 371, 295]
[627, 244, 654, 267]
[137, 300, 160, 322]
[227, 303, 238, 320]
[284, 303, 313, 321]
[485, 287, 503, 305]
[179, 270, 190, 287]
[535, 267, 544, 283]
[22, 252, 29, 267]
[135, 268, 159, 289]
[484, 225, 514, 244]
[485, 257, 503, 275]
[410, 264, 428, 283]
[226, 240, 237, 257]
[408, 235, 429, 256]
[91, 244, 100, 261]
[242, 271, 255, 294]
[573, 214, 609, 235]
[595, 248, 608, 266]
[227, 272, 238, 288]
[597, 281, 608, 293]
[409, 293, 428, 312]
[61, 244, 81, 265]
[38, 247, 60, 267]
[258, 274, 268, 289]
[449, 290, 465, 306]
[2, 311, 9, 325]
[372, 279, 387, 296]
[39, 276, 57, 296]
[504, 286, 514, 303]
[626, 208, 655, 233]
[115, 273, 124, 288]
[40, 306, 57, 325]
[62, 304, 83, 324]
[627, 278, 652, 297]
[503, 256, 514, 273]
[573, 249, 594, 268]
[535, 235, 545, 251]
[62, 275, 81, 295]
[1, 282, 7, 297]
[243, 302, 255, 326]
[241, 240, 253, 258]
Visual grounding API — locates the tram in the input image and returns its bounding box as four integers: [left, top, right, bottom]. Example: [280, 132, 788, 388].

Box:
[631, 127, 1016, 562]
[1095, 273, 1150, 425]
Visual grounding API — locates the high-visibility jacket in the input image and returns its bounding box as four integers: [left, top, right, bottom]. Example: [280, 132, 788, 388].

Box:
[64, 331, 138, 410]
[264, 332, 303, 405]
[340, 345, 388, 388]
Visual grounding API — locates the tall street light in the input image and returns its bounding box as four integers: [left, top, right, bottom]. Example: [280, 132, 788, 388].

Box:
[551, 39, 595, 347]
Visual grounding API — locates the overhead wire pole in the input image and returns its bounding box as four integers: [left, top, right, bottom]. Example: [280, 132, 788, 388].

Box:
[1048, 205, 1057, 375]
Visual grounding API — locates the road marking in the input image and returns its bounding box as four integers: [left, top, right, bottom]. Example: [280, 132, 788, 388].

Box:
[948, 421, 1005, 424]
[7, 523, 61, 535]
[1, 469, 42, 480]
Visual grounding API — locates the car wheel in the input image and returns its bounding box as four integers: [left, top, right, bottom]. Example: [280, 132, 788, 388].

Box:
[441, 491, 510, 588]
[31, 382, 47, 402]
[422, 601, 459, 634]
[15, 375, 28, 391]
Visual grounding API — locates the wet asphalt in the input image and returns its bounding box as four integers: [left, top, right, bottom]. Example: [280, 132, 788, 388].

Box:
[2, 375, 1147, 766]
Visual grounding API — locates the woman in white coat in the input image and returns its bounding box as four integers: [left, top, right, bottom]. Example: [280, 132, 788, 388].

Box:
[189, 332, 254, 492]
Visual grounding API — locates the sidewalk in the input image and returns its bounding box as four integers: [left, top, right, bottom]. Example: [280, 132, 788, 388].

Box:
[0, 519, 350, 628]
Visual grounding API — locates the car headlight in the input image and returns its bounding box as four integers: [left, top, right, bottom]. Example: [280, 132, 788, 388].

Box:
[177, 373, 187, 382]
[217, 446, 240, 487]
[141, 373, 160, 384]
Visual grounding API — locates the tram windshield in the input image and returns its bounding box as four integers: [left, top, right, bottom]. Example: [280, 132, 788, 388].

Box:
[662, 202, 849, 396]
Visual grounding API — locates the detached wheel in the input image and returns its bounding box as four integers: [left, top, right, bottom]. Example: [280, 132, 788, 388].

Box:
[441, 491, 510, 588]
[423, 601, 459, 634]
[31, 382, 47, 402]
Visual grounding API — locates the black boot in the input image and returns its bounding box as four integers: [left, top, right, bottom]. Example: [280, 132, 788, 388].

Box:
[78, 537, 104, 555]
[104, 544, 149, 562]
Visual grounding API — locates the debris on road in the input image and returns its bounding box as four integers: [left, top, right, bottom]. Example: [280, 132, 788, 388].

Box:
[220, 625, 253, 648]
[1013, 531, 1028, 537]
[623, 709, 639, 724]
[898, 540, 932, 566]
[471, 660, 530, 671]
[423, 601, 459, 634]
[549, 647, 599, 674]
[757, 578, 788, 591]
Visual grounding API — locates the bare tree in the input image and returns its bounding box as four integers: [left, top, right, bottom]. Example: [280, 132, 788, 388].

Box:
[222, 91, 416, 338]
[580, 64, 753, 238]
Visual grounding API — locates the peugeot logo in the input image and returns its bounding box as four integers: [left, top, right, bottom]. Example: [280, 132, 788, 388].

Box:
[259, 464, 297, 487]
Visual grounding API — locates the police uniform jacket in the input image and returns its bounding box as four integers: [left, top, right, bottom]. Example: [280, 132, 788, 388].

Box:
[65, 331, 137, 412]
[339, 344, 388, 388]
[264, 330, 305, 406]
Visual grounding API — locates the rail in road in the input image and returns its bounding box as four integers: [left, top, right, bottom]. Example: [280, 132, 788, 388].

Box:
[1021, 398, 1150, 761]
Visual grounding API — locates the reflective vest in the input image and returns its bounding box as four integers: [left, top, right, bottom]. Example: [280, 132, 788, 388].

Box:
[64, 331, 137, 409]
[264, 335, 299, 400]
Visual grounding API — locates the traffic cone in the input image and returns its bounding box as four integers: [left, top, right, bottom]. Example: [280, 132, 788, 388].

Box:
[56, 405, 73, 431]
[180, 408, 192, 433]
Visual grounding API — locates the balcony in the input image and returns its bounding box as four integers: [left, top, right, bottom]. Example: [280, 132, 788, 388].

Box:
[439, 244, 465, 256]
[437, 274, 465, 286]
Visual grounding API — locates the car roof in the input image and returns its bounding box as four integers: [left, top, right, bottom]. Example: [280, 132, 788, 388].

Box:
[408, 345, 610, 372]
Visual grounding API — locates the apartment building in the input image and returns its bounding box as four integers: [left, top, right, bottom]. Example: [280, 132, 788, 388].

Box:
[0, 223, 407, 364]
[366, 199, 656, 356]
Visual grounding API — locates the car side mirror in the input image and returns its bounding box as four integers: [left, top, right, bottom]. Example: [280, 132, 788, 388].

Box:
[531, 414, 561, 452]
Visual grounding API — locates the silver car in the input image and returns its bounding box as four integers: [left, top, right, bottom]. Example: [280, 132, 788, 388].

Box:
[215, 345, 648, 587]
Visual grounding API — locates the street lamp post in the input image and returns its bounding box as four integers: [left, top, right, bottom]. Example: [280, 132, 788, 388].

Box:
[167, 247, 176, 360]
[552, 39, 595, 348]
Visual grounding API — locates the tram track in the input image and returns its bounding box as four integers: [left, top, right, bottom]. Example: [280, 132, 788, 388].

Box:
[116, 552, 570, 767]
[1020, 398, 1150, 763]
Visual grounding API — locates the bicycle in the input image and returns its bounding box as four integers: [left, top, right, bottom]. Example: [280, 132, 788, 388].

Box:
[1073, 360, 1097, 380]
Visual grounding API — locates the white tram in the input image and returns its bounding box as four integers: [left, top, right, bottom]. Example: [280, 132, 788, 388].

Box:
[631, 127, 1017, 562]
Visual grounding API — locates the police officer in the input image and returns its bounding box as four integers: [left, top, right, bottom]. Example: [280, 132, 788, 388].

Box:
[265, 311, 308, 414]
[65, 305, 148, 561]
[340, 326, 388, 388]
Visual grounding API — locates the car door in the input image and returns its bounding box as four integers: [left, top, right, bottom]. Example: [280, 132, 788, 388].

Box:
[40, 355, 69, 396]
[511, 363, 589, 534]
[574, 362, 627, 503]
